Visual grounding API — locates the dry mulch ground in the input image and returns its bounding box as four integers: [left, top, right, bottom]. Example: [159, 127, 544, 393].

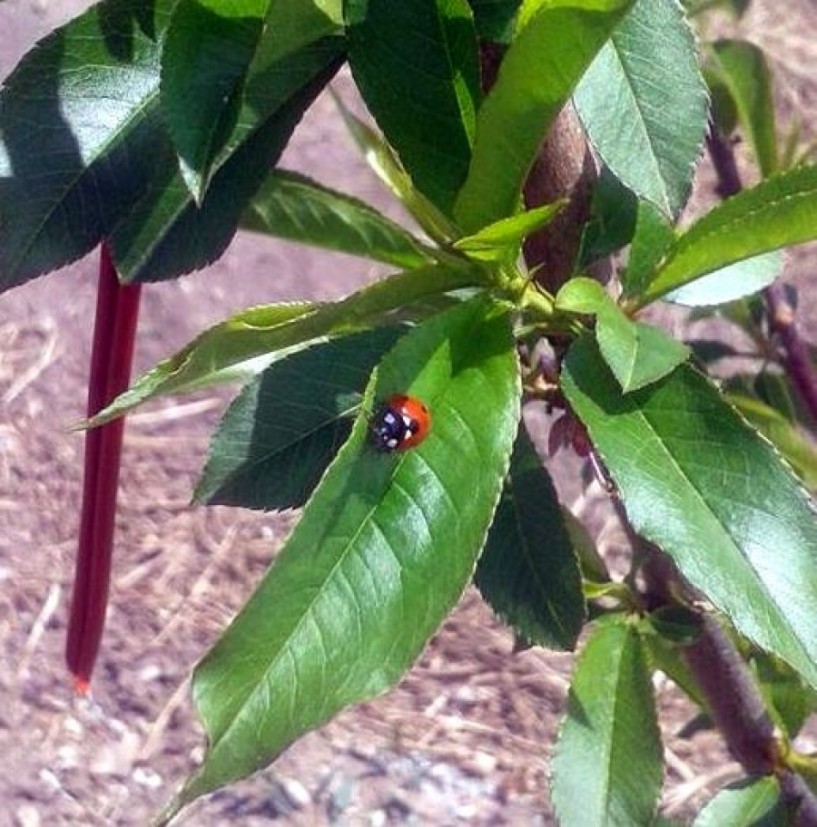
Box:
[1, 1, 816, 825]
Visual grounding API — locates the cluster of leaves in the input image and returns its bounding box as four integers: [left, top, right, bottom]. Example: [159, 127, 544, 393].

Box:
[3, 0, 817, 824]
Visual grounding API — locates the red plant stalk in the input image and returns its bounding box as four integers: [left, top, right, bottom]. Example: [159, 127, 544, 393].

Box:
[66, 243, 141, 694]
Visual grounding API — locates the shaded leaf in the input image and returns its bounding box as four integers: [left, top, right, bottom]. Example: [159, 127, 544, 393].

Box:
[551, 619, 662, 827]
[242, 170, 431, 268]
[687, 339, 741, 366]
[454, 0, 633, 232]
[345, 0, 480, 216]
[195, 327, 404, 510]
[574, 0, 708, 218]
[0, 0, 173, 291]
[476, 427, 585, 649]
[577, 167, 639, 269]
[161, 0, 269, 202]
[643, 626, 706, 708]
[750, 650, 817, 738]
[110, 36, 345, 282]
[562, 335, 817, 688]
[165, 298, 520, 815]
[622, 200, 675, 299]
[468, 0, 522, 41]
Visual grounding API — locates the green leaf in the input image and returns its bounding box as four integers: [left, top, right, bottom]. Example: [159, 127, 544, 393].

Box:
[750, 650, 817, 738]
[693, 777, 785, 827]
[551, 619, 662, 827]
[665, 251, 783, 307]
[195, 327, 404, 510]
[475, 428, 585, 649]
[709, 39, 777, 177]
[622, 200, 675, 299]
[0, 0, 173, 291]
[161, 0, 269, 203]
[707, 67, 739, 138]
[562, 335, 817, 689]
[332, 92, 460, 243]
[577, 167, 639, 269]
[554, 275, 610, 315]
[110, 36, 345, 282]
[90, 264, 482, 424]
[454, 0, 633, 233]
[597, 318, 690, 392]
[556, 277, 689, 391]
[453, 201, 564, 262]
[241, 169, 432, 268]
[727, 393, 817, 490]
[167, 298, 520, 814]
[345, 0, 480, 216]
[574, 0, 708, 218]
[640, 165, 817, 306]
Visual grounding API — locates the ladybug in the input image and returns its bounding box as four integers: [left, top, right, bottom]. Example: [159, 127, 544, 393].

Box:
[371, 394, 431, 452]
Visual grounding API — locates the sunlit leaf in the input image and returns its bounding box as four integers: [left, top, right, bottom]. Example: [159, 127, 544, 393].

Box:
[641, 165, 817, 305]
[551, 619, 662, 827]
[574, 0, 708, 218]
[454, 0, 633, 232]
[345, 0, 480, 216]
[556, 277, 689, 391]
[693, 777, 785, 827]
[563, 335, 817, 688]
[90, 264, 481, 423]
[162, 298, 520, 817]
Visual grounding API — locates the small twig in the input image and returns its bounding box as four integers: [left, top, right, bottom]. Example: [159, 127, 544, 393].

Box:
[682, 614, 777, 776]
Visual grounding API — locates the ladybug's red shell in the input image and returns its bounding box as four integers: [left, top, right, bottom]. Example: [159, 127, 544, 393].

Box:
[371, 394, 431, 452]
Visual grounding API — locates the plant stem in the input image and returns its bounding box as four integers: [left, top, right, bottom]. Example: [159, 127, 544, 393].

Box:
[522, 104, 596, 295]
[706, 125, 817, 427]
[66, 244, 141, 693]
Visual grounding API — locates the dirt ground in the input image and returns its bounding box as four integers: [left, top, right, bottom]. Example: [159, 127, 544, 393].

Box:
[1, 2, 817, 826]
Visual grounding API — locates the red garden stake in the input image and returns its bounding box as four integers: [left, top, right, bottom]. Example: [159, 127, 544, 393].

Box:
[66, 242, 141, 694]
